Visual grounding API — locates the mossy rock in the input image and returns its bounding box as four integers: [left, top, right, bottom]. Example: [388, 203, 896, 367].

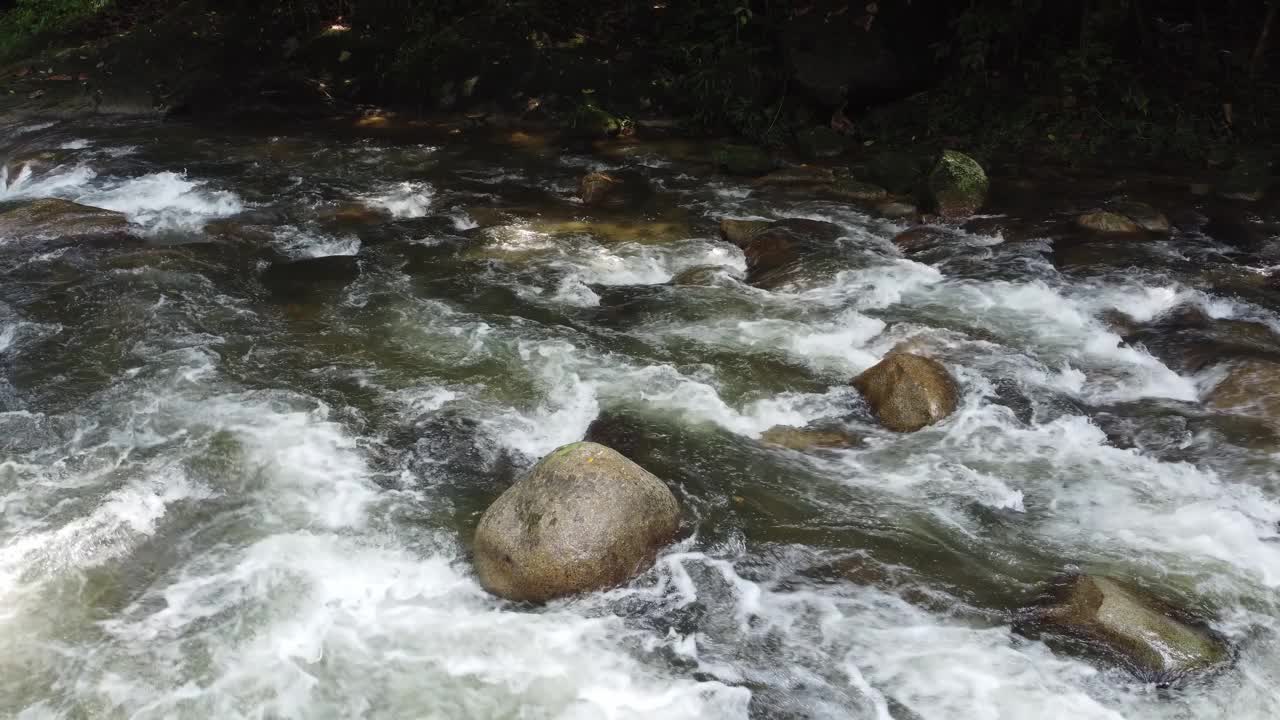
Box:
[712, 143, 775, 176]
[926, 150, 988, 219]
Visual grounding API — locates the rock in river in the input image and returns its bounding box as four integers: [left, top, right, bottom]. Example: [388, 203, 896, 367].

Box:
[1205, 357, 1280, 422]
[718, 217, 843, 288]
[578, 171, 620, 207]
[1023, 574, 1229, 681]
[853, 352, 959, 432]
[473, 441, 680, 603]
[0, 198, 129, 239]
[926, 150, 988, 219]
[1076, 201, 1170, 235]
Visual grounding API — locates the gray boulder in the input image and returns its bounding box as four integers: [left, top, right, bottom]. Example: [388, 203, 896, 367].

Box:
[473, 441, 680, 602]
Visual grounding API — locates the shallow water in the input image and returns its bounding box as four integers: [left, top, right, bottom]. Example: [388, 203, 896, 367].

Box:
[0, 115, 1278, 719]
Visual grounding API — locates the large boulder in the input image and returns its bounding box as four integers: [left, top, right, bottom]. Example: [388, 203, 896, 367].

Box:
[926, 150, 988, 219]
[0, 198, 130, 239]
[719, 217, 843, 288]
[1023, 574, 1229, 681]
[853, 352, 959, 432]
[473, 441, 680, 602]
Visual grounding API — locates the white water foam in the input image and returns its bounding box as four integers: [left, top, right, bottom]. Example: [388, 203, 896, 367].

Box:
[75, 171, 243, 233]
[272, 225, 361, 259]
[362, 181, 433, 218]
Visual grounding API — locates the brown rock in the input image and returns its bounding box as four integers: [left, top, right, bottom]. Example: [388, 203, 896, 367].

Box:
[751, 165, 836, 188]
[826, 179, 888, 203]
[853, 353, 959, 432]
[719, 218, 772, 248]
[1205, 358, 1280, 419]
[473, 442, 680, 602]
[760, 425, 862, 450]
[579, 171, 620, 206]
[738, 218, 842, 288]
[1076, 202, 1170, 235]
[1076, 211, 1142, 234]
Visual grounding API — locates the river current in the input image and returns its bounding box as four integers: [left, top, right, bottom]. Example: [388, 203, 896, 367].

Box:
[0, 116, 1277, 719]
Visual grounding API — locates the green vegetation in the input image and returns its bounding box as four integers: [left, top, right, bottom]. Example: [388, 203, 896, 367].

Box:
[1, 1, 1276, 169]
[0, 0, 112, 58]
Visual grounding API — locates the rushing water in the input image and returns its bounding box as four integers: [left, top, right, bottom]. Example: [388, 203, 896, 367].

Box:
[0, 114, 1277, 719]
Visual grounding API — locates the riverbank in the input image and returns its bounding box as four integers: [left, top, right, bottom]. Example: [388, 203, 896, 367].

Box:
[2, 0, 1277, 182]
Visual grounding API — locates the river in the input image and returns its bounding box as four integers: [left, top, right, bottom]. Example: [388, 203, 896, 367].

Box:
[0, 114, 1277, 719]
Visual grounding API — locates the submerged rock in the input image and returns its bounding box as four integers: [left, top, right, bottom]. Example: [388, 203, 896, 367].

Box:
[578, 171, 619, 206]
[760, 425, 862, 450]
[261, 255, 360, 300]
[926, 150, 988, 219]
[752, 165, 836, 188]
[891, 226, 959, 255]
[718, 218, 773, 247]
[1076, 201, 1170, 235]
[670, 265, 730, 287]
[721, 217, 843, 288]
[0, 198, 129, 239]
[1076, 210, 1141, 234]
[1205, 358, 1280, 421]
[853, 352, 959, 432]
[826, 178, 888, 203]
[473, 441, 680, 602]
[1023, 574, 1229, 681]
[712, 143, 775, 176]
[873, 200, 919, 220]
[1121, 306, 1280, 374]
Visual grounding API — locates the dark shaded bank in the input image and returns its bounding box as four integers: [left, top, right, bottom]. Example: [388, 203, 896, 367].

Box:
[1, 0, 1278, 173]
